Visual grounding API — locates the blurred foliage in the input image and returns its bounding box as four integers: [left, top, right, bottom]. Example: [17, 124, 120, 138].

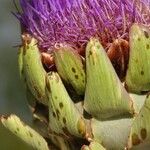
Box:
[0, 1, 32, 149]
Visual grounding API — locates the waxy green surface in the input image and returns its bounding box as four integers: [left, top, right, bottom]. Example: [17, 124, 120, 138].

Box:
[54, 46, 85, 95]
[1, 115, 49, 150]
[21, 37, 47, 105]
[46, 72, 86, 138]
[126, 24, 150, 93]
[84, 38, 134, 119]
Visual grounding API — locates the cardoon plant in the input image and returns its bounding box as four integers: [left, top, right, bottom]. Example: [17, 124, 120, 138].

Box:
[1, 0, 150, 149]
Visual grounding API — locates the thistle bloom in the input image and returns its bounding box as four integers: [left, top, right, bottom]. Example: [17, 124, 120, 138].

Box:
[1, 1, 150, 150]
[16, 0, 150, 52]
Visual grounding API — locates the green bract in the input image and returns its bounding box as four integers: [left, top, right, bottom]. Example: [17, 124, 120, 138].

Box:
[125, 24, 150, 93]
[20, 35, 47, 105]
[84, 38, 134, 120]
[1, 115, 49, 150]
[45, 72, 86, 138]
[54, 46, 85, 95]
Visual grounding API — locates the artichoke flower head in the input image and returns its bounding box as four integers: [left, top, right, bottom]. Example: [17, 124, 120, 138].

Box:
[1, 1, 150, 150]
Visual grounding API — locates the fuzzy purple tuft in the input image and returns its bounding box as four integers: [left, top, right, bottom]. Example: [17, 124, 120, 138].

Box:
[16, 0, 150, 52]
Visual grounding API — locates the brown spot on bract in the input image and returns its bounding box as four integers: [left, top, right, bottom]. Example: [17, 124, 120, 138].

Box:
[89, 51, 92, 56]
[63, 117, 66, 124]
[140, 128, 147, 140]
[56, 109, 60, 120]
[135, 59, 138, 63]
[53, 112, 56, 118]
[144, 31, 149, 38]
[132, 133, 141, 146]
[75, 75, 79, 79]
[81, 73, 84, 77]
[138, 38, 141, 41]
[16, 128, 20, 132]
[29, 132, 33, 138]
[59, 102, 63, 109]
[146, 44, 150, 50]
[72, 67, 76, 73]
[141, 71, 144, 75]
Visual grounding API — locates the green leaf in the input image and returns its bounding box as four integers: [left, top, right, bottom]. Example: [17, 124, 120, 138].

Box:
[84, 38, 134, 119]
[45, 72, 86, 138]
[1, 115, 49, 150]
[125, 24, 150, 93]
[81, 141, 106, 150]
[21, 35, 47, 105]
[54, 45, 85, 95]
[127, 94, 150, 149]
[91, 118, 132, 150]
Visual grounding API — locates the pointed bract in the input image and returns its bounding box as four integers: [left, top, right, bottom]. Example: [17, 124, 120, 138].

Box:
[125, 24, 150, 93]
[1, 115, 49, 150]
[22, 35, 47, 105]
[84, 38, 134, 119]
[54, 46, 85, 95]
[45, 72, 86, 138]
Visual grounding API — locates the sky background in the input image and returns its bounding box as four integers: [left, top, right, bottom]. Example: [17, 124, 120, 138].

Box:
[0, 1, 33, 149]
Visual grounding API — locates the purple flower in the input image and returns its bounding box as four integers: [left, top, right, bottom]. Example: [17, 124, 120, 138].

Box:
[16, 0, 150, 52]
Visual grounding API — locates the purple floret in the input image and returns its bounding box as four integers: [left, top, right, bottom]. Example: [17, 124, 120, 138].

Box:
[16, 0, 150, 52]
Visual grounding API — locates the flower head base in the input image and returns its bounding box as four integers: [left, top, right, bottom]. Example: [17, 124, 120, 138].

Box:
[17, 0, 150, 52]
